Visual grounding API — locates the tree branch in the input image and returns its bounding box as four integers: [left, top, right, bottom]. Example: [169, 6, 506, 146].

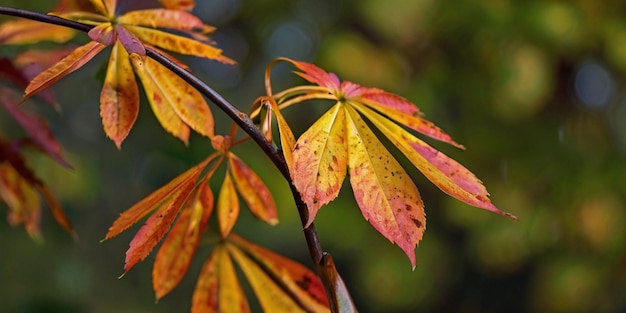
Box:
[0, 5, 340, 310]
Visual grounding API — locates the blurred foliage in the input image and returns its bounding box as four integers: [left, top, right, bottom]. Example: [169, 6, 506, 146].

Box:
[1, 0, 626, 312]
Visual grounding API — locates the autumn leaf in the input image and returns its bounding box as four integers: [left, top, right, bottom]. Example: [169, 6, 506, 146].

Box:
[228, 154, 279, 225]
[217, 173, 239, 238]
[153, 176, 213, 299]
[192, 244, 251, 313]
[265, 58, 516, 266]
[0, 18, 75, 45]
[0, 137, 74, 240]
[100, 41, 139, 149]
[0, 86, 70, 168]
[228, 234, 329, 312]
[23, 40, 106, 101]
[158, 0, 195, 11]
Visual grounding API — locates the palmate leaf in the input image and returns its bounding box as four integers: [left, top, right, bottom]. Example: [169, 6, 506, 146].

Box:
[153, 176, 213, 299]
[193, 237, 331, 313]
[266, 58, 516, 266]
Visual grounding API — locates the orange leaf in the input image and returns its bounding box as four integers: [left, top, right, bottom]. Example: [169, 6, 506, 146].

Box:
[0, 19, 75, 45]
[292, 103, 347, 227]
[192, 244, 251, 313]
[319, 253, 357, 313]
[24, 41, 106, 100]
[229, 154, 279, 225]
[104, 157, 211, 240]
[88, 23, 116, 45]
[130, 53, 190, 143]
[118, 9, 214, 34]
[158, 0, 195, 11]
[124, 173, 197, 272]
[153, 176, 213, 299]
[0, 163, 42, 241]
[89, 0, 115, 17]
[228, 234, 329, 312]
[226, 242, 320, 313]
[100, 41, 139, 149]
[37, 184, 75, 239]
[124, 25, 234, 64]
[345, 105, 425, 268]
[355, 104, 517, 220]
[217, 173, 239, 239]
[131, 53, 215, 141]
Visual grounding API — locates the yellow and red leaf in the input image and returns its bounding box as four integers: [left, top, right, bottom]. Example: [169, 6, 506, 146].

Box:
[228, 154, 279, 225]
[100, 41, 139, 149]
[192, 244, 251, 313]
[0, 162, 42, 240]
[118, 9, 214, 34]
[88, 23, 116, 45]
[217, 173, 239, 238]
[319, 253, 357, 313]
[24, 41, 106, 100]
[130, 54, 190, 143]
[345, 105, 425, 268]
[116, 25, 146, 55]
[124, 25, 234, 64]
[158, 0, 195, 11]
[357, 105, 516, 219]
[291, 103, 348, 227]
[153, 176, 213, 299]
[226, 242, 323, 313]
[228, 234, 329, 312]
[0, 19, 75, 45]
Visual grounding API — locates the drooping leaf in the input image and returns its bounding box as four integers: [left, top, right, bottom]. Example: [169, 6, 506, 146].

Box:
[115, 25, 146, 55]
[130, 53, 190, 143]
[355, 104, 516, 219]
[291, 103, 347, 226]
[124, 25, 234, 64]
[88, 23, 116, 45]
[228, 154, 279, 225]
[131, 53, 215, 142]
[0, 87, 71, 168]
[0, 19, 75, 45]
[319, 253, 357, 313]
[100, 41, 140, 149]
[0, 162, 43, 241]
[158, 0, 195, 11]
[217, 173, 239, 239]
[226, 243, 318, 313]
[345, 105, 425, 268]
[24, 41, 106, 101]
[89, 0, 115, 17]
[118, 9, 214, 34]
[124, 172, 197, 273]
[37, 183, 75, 238]
[192, 244, 251, 313]
[153, 176, 213, 299]
[228, 234, 329, 312]
[104, 156, 212, 240]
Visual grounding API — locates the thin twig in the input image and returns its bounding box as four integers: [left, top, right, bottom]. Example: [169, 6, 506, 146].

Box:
[0, 6, 340, 311]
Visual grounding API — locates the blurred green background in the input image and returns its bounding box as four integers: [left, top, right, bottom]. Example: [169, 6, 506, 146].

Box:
[2, 0, 626, 312]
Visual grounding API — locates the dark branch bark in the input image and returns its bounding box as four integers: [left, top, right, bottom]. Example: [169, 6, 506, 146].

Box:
[0, 6, 341, 311]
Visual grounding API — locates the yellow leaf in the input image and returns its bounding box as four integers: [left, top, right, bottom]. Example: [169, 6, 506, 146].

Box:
[217, 173, 239, 238]
[130, 53, 215, 141]
[100, 41, 139, 149]
[24, 41, 106, 100]
[89, 0, 115, 17]
[226, 243, 309, 313]
[345, 105, 425, 268]
[229, 154, 279, 225]
[130, 53, 190, 143]
[192, 244, 251, 313]
[292, 103, 348, 227]
[0, 19, 75, 45]
[354, 104, 517, 220]
[118, 9, 214, 34]
[229, 234, 330, 312]
[124, 25, 234, 64]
